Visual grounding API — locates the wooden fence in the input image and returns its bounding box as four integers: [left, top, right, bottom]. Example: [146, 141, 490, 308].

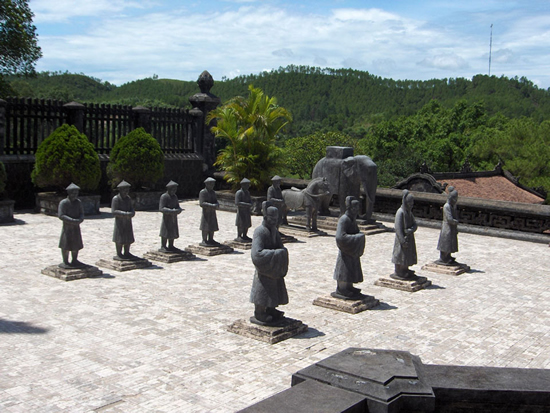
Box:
[0, 98, 202, 156]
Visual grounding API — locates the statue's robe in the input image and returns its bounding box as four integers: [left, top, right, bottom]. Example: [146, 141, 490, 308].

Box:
[58, 198, 84, 251]
[333, 213, 365, 283]
[159, 192, 181, 240]
[437, 202, 458, 254]
[392, 206, 417, 266]
[199, 188, 219, 232]
[250, 224, 289, 308]
[112, 195, 135, 245]
[235, 189, 252, 230]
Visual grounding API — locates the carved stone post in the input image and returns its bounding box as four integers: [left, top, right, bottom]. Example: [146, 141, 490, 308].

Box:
[63, 101, 85, 133]
[189, 107, 203, 155]
[189, 70, 221, 171]
[0, 99, 6, 156]
[132, 106, 151, 133]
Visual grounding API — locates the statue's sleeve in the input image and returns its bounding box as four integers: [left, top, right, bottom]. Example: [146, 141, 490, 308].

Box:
[394, 209, 406, 244]
[336, 218, 365, 258]
[251, 228, 289, 279]
[444, 204, 458, 225]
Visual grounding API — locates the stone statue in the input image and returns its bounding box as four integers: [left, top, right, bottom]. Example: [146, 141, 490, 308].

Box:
[282, 177, 331, 232]
[199, 177, 219, 246]
[112, 180, 136, 260]
[58, 183, 85, 268]
[267, 175, 288, 227]
[332, 196, 366, 299]
[250, 202, 289, 325]
[391, 190, 418, 280]
[437, 187, 459, 265]
[159, 180, 183, 252]
[235, 178, 252, 242]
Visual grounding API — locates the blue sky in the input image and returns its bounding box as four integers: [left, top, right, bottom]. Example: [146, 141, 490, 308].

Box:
[30, 0, 550, 88]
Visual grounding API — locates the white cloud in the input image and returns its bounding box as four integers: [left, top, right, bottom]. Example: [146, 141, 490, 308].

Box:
[417, 54, 470, 70]
[272, 48, 294, 58]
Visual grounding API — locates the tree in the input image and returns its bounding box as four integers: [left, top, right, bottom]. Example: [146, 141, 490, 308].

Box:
[207, 85, 292, 191]
[0, 0, 41, 96]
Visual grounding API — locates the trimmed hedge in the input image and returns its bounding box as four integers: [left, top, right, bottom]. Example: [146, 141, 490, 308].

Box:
[31, 124, 101, 192]
[107, 127, 164, 189]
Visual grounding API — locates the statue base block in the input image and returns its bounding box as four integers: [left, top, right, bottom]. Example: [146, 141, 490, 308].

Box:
[143, 249, 196, 263]
[280, 224, 327, 238]
[185, 243, 234, 256]
[228, 317, 308, 344]
[278, 231, 299, 244]
[41, 264, 103, 281]
[96, 257, 152, 272]
[313, 294, 379, 314]
[223, 240, 253, 250]
[421, 261, 470, 276]
[375, 274, 432, 292]
[288, 215, 389, 236]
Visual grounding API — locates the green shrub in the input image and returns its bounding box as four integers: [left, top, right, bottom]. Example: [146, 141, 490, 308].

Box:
[0, 161, 6, 194]
[31, 124, 101, 192]
[107, 127, 164, 189]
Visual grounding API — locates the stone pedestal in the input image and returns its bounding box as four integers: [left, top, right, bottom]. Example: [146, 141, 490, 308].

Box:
[143, 249, 196, 263]
[278, 231, 299, 244]
[223, 239, 253, 250]
[422, 261, 470, 276]
[292, 348, 435, 413]
[375, 274, 432, 292]
[0, 199, 15, 223]
[288, 215, 388, 236]
[279, 224, 327, 238]
[42, 264, 103, 281]
[185, 243, 234, 256]
[313, 294, 379, 314]
[228, 317, 308, 344]
[96, 257, 152, 272]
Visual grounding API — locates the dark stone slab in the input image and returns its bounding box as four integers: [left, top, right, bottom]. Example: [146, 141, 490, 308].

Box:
[96, 257, 152, 272]
[313, 294, 379, 314]
[424, 364, 550, 413]
[421, 261, 470, 276]
[279, 224, 327, 238]
[227, 317, 308, 344]
[237, 379, 367, 413]
[288, 215, 388, 236]
[42, 264, 103, 281]
[292, 348, 435, 413]
[224, 239, 253, 250]
[185, 243, 234, 256]
[143, 249, 196, 263]
[326, 146, 355, 159]
[375, 275, 432, 292]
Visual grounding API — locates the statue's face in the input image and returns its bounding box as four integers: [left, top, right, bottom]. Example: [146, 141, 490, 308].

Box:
[119, 187, 130, 197]
[241, 183, 250, 191]
[405, 194, 414, 209]
[272, 180, 281, 188]
[168, 186, 177, 195]
[67, 189, 79, 200]
[205, 181, 215, 190]
[265, 208, 278, 228]
[349, 200, 360, 216]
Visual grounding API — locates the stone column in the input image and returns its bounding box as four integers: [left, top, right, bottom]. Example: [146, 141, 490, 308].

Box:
[63, 101, 85, 133]
[132, 106, 151, 133]
[189, 70, 221, 171]
[0, 99, 6, 156]
[189, 107, 203, 155]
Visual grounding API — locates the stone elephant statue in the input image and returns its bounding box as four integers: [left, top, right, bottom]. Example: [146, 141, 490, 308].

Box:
[312, 146, 377, 221]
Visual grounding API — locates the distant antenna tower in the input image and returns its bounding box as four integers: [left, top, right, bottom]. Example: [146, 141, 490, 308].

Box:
[488, 24, 493, 76]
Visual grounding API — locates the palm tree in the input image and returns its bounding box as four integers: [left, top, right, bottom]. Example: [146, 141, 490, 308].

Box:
[207, 85, 292, 191]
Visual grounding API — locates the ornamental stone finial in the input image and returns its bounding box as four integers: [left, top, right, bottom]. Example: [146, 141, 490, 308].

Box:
[197, 70, 214, 93]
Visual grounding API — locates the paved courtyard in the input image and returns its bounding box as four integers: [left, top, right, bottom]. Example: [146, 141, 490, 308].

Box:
[1, 200, 549, 412]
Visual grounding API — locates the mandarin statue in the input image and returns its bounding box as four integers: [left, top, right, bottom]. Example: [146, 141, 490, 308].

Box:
[58, 183, 85, 268]
[235, 178, 253, 242]
[159, 181, 183, 252]
[250, 202, 289, 325]
[267, 175, 288, 227]
[332, 196, 366, 299]
[437, 187, 459, 265]
[391, 190, 418, 280]
[199, 177, 219, 246]
[112, 180, 136, 260]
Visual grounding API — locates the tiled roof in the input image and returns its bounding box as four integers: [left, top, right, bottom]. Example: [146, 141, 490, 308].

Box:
[437, 175, 545, 204]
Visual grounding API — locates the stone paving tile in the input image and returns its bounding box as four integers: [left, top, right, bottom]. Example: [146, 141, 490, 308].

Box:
[0, 200, 549, 412]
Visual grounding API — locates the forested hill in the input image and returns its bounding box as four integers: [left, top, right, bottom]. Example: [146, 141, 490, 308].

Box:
[6, 65, 550, 138]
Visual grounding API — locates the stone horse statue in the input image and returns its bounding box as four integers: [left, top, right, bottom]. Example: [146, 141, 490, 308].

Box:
[282, 177, 330, 231]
